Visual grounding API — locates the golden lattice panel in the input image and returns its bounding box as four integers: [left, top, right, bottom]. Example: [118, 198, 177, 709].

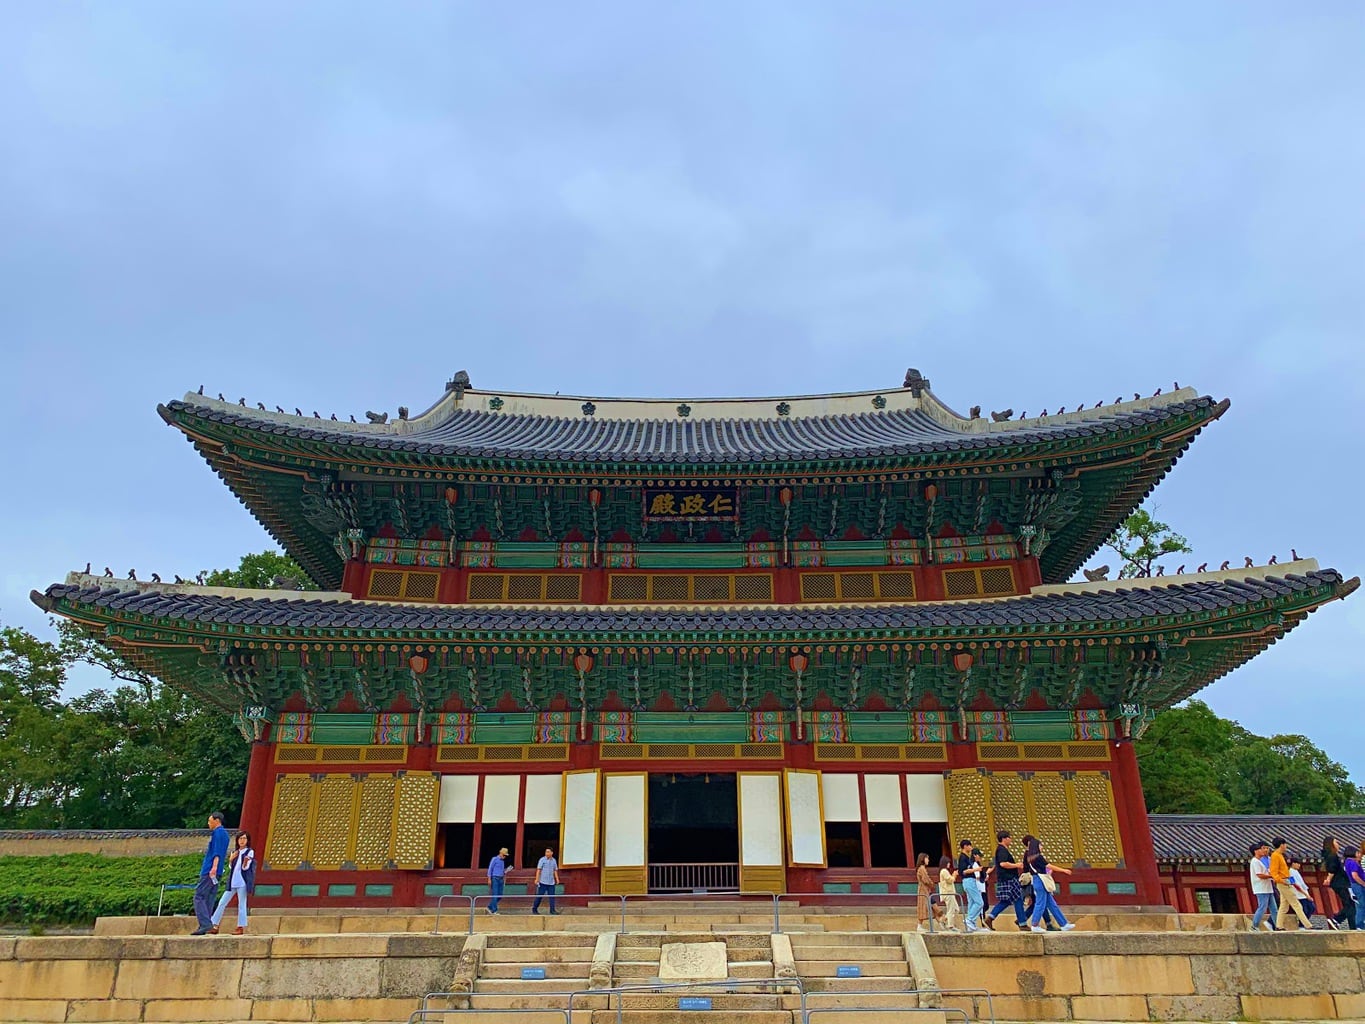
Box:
[392, 772, 439, 869]
[308, 774, 357, 870]
[945, 770, 991, 853]
[1029, 772, 1077, 864]
[265, 775, 314, 870]
[1073, 772, 1122, 867]
[988, 772, 1027, 839]
[354, 774, 396, 869]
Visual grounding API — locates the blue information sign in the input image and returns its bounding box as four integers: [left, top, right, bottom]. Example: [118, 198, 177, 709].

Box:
[520, 967, 546, 980]
[678, 997, 713, 1010]
[836, 965, 862, 978]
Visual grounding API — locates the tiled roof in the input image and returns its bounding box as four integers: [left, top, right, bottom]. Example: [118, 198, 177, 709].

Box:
[1150, 814, 1365, 865]
[36, 569, 1348, 635]
[162, 395, 1221, 464]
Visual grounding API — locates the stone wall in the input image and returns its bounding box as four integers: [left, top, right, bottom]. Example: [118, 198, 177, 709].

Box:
[926, 930, 1365, 1021]
[0, 933, 464, 1023]
[0, 831, 206, 858]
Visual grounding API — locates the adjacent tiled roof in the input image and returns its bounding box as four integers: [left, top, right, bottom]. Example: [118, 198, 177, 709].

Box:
[162, 396, 1222, 464]
[36, 569, 1348, 635]
[1150, 815, 1365, 865]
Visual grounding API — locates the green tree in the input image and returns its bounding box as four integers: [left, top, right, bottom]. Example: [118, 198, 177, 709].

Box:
[1105, 509, 1193, 579]
[0, 626, 68, 826]
[201, 550, 315, 590]
[1136, 701, 1364, 814]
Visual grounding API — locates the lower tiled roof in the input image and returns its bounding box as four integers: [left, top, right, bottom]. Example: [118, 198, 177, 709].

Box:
[1150, 814, 1365, 865]
[35, 570, 1349, 634]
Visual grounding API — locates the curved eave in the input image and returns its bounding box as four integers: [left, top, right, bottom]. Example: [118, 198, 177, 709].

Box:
[33, 565, 1353, 655]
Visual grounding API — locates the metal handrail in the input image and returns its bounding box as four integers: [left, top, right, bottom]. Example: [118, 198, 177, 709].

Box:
[568, 977, 806, 1024]
[409, 1008, 567, 1024]
[805, 1007, 970, 1024]
[156, 882, 197, 916]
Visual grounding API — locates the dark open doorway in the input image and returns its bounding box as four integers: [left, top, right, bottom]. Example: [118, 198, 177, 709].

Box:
[647, 773, 739, 891]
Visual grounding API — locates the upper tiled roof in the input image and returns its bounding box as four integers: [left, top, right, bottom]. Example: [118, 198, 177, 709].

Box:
[1150, 814, 1365, 865]
[36, 568, 1348, 635]
[161, 390, 1223, 465]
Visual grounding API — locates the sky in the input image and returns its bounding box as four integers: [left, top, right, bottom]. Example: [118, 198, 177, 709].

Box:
[2, 4, 1362, 780]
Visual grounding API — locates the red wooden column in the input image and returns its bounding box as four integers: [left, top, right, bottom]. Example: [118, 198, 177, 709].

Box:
[1112, 739, 1163, 905]
[239, 740, 275, 844]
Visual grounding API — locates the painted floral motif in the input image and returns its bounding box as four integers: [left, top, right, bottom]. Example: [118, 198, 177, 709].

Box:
[677, 403, 691, 417]
[871, 395, 887, 410]
[581, 401, 597, 416]
[776, 402, 791, 417]
[488, 396, 504, 411]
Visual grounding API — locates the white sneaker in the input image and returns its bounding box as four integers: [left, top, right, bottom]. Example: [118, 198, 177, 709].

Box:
[1030, 925, 1046, 932]
[1061, 923, 1076, 931]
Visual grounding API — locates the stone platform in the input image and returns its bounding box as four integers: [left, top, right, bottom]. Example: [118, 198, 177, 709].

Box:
[1, 906, 1362, 1022]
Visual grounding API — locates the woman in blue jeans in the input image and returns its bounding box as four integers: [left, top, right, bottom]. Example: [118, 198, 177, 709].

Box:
[1349, 842, 1365, 931]
[1024, 836, 1076, 932]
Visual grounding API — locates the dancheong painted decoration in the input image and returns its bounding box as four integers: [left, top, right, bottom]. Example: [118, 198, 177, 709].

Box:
[34, 370, 1355, 907]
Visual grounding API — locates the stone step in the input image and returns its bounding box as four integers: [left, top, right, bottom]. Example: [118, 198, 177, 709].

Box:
[456, 993, 609, 1010]
[787, 944, 904, 961]
[479, 962, 601, 979]
[614, 960, 774, 980]
[587, 1011, 794, 1024]
[788, 932, 901, 946]
[473, 978, 594, 995]
[483, 932, 601, 948]
[483, 946, 598, 963]
[795, 960, 909, 978]
[801, 977, 929, 993]
[618, 932, 772, 949]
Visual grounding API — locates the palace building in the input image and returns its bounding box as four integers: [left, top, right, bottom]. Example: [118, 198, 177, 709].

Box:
[34, 371, 1355, 909]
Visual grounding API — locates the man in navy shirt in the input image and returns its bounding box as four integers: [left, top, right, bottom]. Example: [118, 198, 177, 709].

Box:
[487, 847, 509, 914]
[192, 811, 229, 935]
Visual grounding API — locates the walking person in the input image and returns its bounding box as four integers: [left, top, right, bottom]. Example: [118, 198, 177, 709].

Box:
[1321, 836, 1358, 930]
[1348, 842, 1365, 931]
[531, 847, 560, 915]
[983, 830, 1028, 931]
[486, 846, 509, 914]
[1024, 836, 1076, 932]
[1248, 841, 1276, 931]
[1289, 859, 1315, 921]
[957, 839, 985, 932]
[1270, 837, 1314, 931]
[209, 831, 255, 935]
[938, 856, 961, 931]
[915, 853, 934, 931]
[191, 811, 229, 935]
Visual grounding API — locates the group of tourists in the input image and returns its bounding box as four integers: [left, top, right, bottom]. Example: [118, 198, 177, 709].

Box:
[486, 845, 562, 914]
[190, 811, 256, 935]
[918, 829, 1077, 933]
[1247, 835, 1365, 931]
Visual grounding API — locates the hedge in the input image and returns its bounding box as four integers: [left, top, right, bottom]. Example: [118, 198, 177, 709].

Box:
[0, 853, 203, 924]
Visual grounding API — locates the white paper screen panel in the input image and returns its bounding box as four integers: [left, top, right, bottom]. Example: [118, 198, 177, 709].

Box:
[603, 774, 646, 867]
[523, 775, 562, 823]
[821, 774, 861, 822]
[785, 770, 825, 866]
[864, 774, 904, 823]
[905, 774, 949, 822]
[738, 774, 783, 866]
[560, 770, 599, 867]
[437, 775, 478, 824]
[480, 775, 521, 823]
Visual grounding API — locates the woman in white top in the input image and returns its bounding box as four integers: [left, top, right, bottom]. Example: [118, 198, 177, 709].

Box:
[937, 856, 961, 931]
[209, 831, 255, 935]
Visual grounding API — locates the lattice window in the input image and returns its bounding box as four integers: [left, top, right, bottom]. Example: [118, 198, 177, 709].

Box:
[309, 775, 357, 870]
[840, 573, 876, 600]
[801, 574, 838, 601]
[1022, 744, 1066, 760]
[1073, 772, 1122, 867]
[943, 569, 980, 598]
[988, 772, 1028, 836]
[467, 575, 504, 602]
[980, 566, 1016, 595]
[734, 575, 774, 602]
[1066, 743, 1109, 760]
[527, 744, 570, 760]
[507, 575, 542, 601]
[392, 773, 439, 870]
[978, 743, 1019, 760]
[484, 746, 525, 760]
[404, 572, 439, 601]
[1030, 773, 1077, 864]
[693, 743, 735, 757]
[601, 743, 645, 759]
[545, 575, 582, 602]
[609, 575, 649, 602]
[858, 744, 902, 760]
[878, 572, 916, 600]
[692, 576, 730, 602]
[648, 743, 690, 758]
[275, 746, 319, 763]
[651, 576, 689, 602]
[368, 570, 404, 600]
[902, 744, 947, 761]
[738, 744, 783, 758]
[354, 774, 395, 869]
[266, 775, 315, 870]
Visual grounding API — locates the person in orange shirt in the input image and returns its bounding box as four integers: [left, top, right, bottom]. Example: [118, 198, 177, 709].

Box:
[1270, 837, 1315, 931]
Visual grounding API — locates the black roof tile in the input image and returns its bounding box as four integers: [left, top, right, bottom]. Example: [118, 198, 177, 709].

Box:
[1150, 814, 1365, 865]
[38, 570, 1345, 636]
